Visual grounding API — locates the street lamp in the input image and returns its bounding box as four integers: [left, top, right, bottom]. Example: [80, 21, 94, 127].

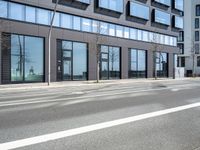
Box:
[48, 0, 59, 86]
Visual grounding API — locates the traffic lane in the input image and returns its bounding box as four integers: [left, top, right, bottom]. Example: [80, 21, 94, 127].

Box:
[17, 107, 200, 150]
[0, 87, 200, 143]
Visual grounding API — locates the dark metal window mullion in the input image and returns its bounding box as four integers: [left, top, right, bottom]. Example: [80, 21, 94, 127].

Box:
[71, 42, 74, 81]
[23, 36, 25, 82]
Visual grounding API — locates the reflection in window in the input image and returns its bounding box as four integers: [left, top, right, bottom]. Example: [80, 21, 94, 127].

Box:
[73, 43, 87, 80]
[154, 9, 170, 25]
[100, 22, 108, 35]
[52, 12, 60, 27]
[130, 2, 149, 20]
[174, 16, 183, 29]
[129, 49, 147, 78]
[100, 45, 120, 79]
[154, 0, 171, 6]
[124, 27, 130, 39]
[24, 36, 44, 81]
[61, 14, 72, 29]
[73, 16, 81, 30]
[9, 3, 24, 21]
[37, 8, 50, 25]
[25, 6, 36, 23]
[99, 0, 123, 13]
[174, 0, 183, 11]
[11, 34, 44, 82]
[109, 24, 116, 36]
[82, 18, 91, 32]
[61, 41, 87, 80]
[0, 1, 8, 18]
[155, 52, 168, 78]
[116, 25, 123, 37]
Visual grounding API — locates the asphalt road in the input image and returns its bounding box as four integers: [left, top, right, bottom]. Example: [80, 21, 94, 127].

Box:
[0, 79, 200, 150]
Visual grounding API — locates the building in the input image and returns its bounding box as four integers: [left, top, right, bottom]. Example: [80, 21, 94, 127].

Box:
[0, 0, 183, 84]
[178, 0, 200, 77]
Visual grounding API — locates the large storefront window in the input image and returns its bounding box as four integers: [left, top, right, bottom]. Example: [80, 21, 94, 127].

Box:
[154, 52, 168, 78]
[100, 45, 120, 80]
[8, 34, 44, 83]
[59, 40, 87, 81]
[128, 49, 147, 78]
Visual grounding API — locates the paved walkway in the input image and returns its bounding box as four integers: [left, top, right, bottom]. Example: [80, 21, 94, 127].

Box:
[0, 78, 197, 91]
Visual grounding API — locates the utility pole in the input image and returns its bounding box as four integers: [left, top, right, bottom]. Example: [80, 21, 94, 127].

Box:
[48, 0, 59, 86]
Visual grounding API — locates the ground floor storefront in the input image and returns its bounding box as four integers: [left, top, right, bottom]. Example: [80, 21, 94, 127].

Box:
[0, 24, 178, 85]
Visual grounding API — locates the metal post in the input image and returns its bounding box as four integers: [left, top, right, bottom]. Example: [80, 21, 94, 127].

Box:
[48, 0, 59, 86]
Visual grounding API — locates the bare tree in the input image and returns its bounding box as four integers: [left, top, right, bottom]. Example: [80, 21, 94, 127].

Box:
[91, 21, 108, 83]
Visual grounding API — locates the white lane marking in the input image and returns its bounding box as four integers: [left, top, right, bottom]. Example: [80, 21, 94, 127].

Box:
[0, 102, 200, 150]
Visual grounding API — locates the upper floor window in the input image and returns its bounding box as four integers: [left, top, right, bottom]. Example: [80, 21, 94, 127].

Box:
[197, 56, 200, 67]
[178, 31, 184, 42]
[99, 0, 123, 13]
[196, 5, 200, 16]
[173, 16, 183, 29]
[154, 9, 170, 26]
[195, 31, 199, 41]
[173, 0, 184, 11]
[195, 43, 199, 54]
[154, 0, 171, 7]
[195, 18, 199, 29]
[9, 3, 25, 21]
[75, 0, 90, 4]
[0, 1, 8, 18]
[129, 2, 149, 20]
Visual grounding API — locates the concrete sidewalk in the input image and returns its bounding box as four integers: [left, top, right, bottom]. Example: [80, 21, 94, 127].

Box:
[0, 78, 193, 91]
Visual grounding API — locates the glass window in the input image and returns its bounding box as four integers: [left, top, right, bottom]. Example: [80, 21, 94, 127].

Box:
[130, 28, 137, 40]
[61, 14, 72, 29]
[52, 12, 60, 27]
[73, 42, 87, 80]
[195, 31, 199, 41]
[9, 3, 24, 21]
[73, 16, 81, 30]
[195, 18, 199, 29]
[0, 1, 8, 18]
[24, 36, 44, 81]
[109, 24, 116, 36]
[177, 43, 184, 54]
[101, 45, 109, 53]
[124, 27, 130, 39]
[196, 5, 200, 16]
[154, 0, 171, 6]
[92, 20, 99, 33]
[195, 43, 199, 54]
[174, 16, 183, 29]
[197, 56, 200, 67]
[75, 0, 90, 4]
[138, 30, 142, 40]
[11, 35, 24, 82]
[25, 6, 36, 23]
[155, 52, 168, 78]
[116, 25, 123, 37]
[99, 0, 123, 13]
[37, 8, 50, 25]
[178, 31, 184, 42]
[160, 34, 165, 44]
[174, 0, 183, 11]
[82, 18, 91, 32]
[62, 41, 72, 50]
[130, 2, 149, 20]
[109, 47, 120, 79]
[149, 32, 154, 42]
[142, 31, 148, 42]
[100, 22, 108, 35]
[100, 45, 120, 79]
[154, 9, 170, 25]
[129, 49, 146, 78]
[11, 34, 44, 82]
